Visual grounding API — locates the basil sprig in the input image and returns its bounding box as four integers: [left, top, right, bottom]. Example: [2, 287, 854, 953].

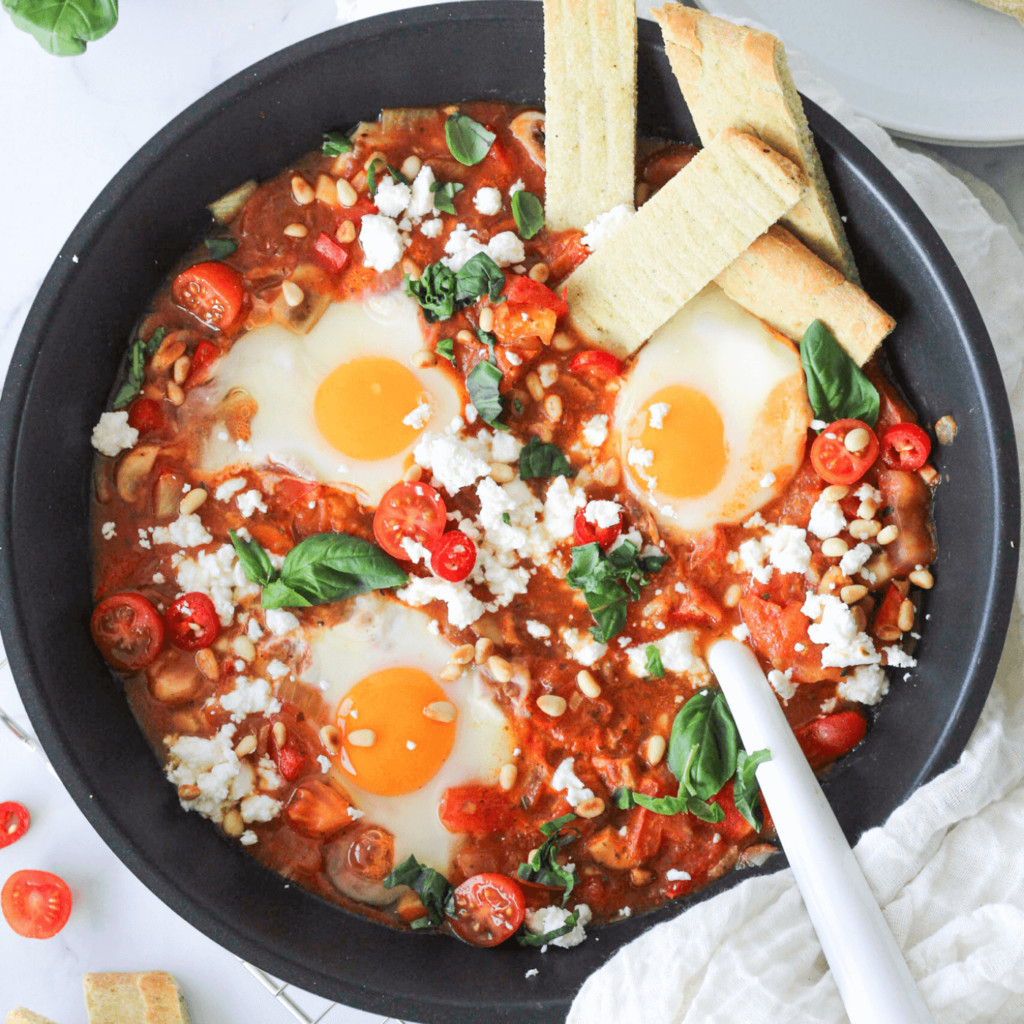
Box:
[230, 530, 407, 610]
[518, 436, 574, 480]
[205, 237, 238, 260]
[322, 131, 354, 156]
[733, 749, 772, 831]
[366, 157, 409, 198]
[517, 908, 580, 948]
[445, 113, 495, 165]
[645, 645, 666, 679]
[406, 252, 505, 323]
[516, 814, 580, 904]
[800, 319, 879, 427]
[466, 360, 508, 431]
[383, 855, 455, 929]
[430, 180, 464, 214]
[511, 190, 544, 239]
[4, 0, 118, 56]
[112, 327, 164, 410]
[566, 540, 659, 643]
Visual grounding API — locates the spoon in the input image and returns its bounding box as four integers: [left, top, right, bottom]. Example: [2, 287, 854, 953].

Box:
[707, 640, 934, 1024]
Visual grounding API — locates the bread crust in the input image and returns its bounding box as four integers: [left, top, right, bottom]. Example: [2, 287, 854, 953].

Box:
[6, 1010, 60, 1024]
[83, 972, 190, 1024]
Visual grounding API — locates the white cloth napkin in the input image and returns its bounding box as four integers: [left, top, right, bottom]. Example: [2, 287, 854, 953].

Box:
[568, 57, 1024, 1024]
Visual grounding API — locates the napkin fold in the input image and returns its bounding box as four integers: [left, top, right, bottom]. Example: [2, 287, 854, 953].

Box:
[569, 55, 1024, 1024]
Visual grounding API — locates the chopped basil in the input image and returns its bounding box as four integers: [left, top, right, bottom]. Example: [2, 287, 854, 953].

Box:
[476, 328, 498, 356]
[383, 854, 454, 929]
[511, 190, 544, 239]
[406, 253, 504, 324]
[645, 645, 666, 679]
[881, 505, 894, 518]
[639, 552, 669, 574]
[322, 131, 354, 156]
[517, 908, 580, 948]
[566, 540, 657, 642]
[435, 337, 455, 362]
[366, 157, 409, 198]
[4, 0, 118, 56]
[112, 327, 165, 410]
[612, 786, 708, 819]
[430, 180, 464, 214]
[455, 253, 505, 306]
[502, 512, 512, 525]
[204, 237, 238, 260]
[466, 359, 508, 431]
[516, 813, 580, 904]
[230, 530, 408, 610]
[732, 748, 772, 831]
[518, 436, 575, 480]
[445, 113, 495, 166]
[800, 319, 880, 427]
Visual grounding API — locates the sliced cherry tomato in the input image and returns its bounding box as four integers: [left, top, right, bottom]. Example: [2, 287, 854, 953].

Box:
[373, 481, 447, 560]
[448, 873, 526, 947]
[569, 349, 623, 377]
[90, 592, 164, 671]
[127, 397, 165, 434]
[184, 340, 220, 388]
[2, 870, 72, 939]
[430, 531, 477, 582]
[0, 803, 30, 849]
[572, 506, 622, 551]
[164, 592, 220, 652]
[492, 302, 557, 347]
[796, 711, 868, 769]
[313, 231, 349, 274]
[810, 419, 879, 485]
[502, 276, 569, 318]
[879, 423, 931, 472]
[172, 261, 245, 330]
[268, 726, 308, 782]
[439, 785, 514, 835]
[273, 476, 319, 508]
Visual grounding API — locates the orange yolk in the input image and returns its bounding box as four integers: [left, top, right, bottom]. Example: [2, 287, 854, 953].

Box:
[631, 385, 728, 498]
[337, 668, 455, 796]
[314, 357, 426, 461]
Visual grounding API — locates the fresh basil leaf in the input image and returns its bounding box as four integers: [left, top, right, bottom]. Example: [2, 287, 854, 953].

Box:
[800, 319, 880, 427]
[517, 814, 580, 904]
[667, 691, 740, 804]
[584, 579, 629, 643]
[686, 796, 726, 824]
[466, 359, 507, 431]
[406, 263, 458, 323]
[445, 113, 495, 166]
[645, 645, 665, 679]
[430, 180, 464, 215]
[566, 540, 651, 643]
[517, 909, 579, 948]
[205, 237, 238, 260]
[518, 436, 575, 480]
[639, 553, 668, 574]
[112, 327, 164, 410]
[322, 131, 353, 156]
[733, 748, 772, 831]
[229, 529, 276, 587]
[476, 328, 498, 356]
[4, 0, 118, 56]
[435, 337, 455, 362]
[455, 253, 505, 305]
[613, 787, 687, 815]
[261, 578, 314, 610]
[511, 190, 544, 239]
[366, 158, 408, 198]
[383, 854, 455, 928]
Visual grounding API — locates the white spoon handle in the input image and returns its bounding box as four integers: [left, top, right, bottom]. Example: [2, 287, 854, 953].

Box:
[708, 640, 934, 1024]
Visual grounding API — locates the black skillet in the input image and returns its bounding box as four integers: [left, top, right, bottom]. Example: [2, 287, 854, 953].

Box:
[0, 4, 1018, 1021]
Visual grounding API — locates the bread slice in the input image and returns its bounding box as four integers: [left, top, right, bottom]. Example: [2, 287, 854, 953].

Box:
[652, 4, 859, 282]
[83, 972, 190, 1024]
[543, 0, 637, 230]
[6, 1010, 60, 1024]
[566, 128, 806, 356]
[964, 0, 1023, 23]
[717, 225, 894, 364]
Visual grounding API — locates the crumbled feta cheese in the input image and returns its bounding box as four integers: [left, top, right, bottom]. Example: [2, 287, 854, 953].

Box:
[838, 664, 889, 705]
[525, 968, 539, 979]
[648, 402, 670, 429]
[764, 525, 812, 575]
[550, 758, 594, 807]
[474, 187, 503, 215]
[627, 630, 699, 677]
[175, 544, 256, 626]
[420, 217, 443, 238]
[165, 724, 252, 824]
[218, 676, 281, 722]
[584, 500, 623, 529]
[264, 608, 300, 636]
[543, 477, 587, 539]
[525, 904, 593, 949]
[581, 415, 609, 448]
[153, 572, 166, 584]
[618, 906, 632, 918]
[441, 223, 525, 271]
[811, 419, 827, 430]
[215, 477, 248, 502]
[101, 521, 116, 540]
[359, 214, 404, 271]
[373, 176, 412, 217]
[486, 231, 527, 267]
[239, 830, 258, 846]
[402, 398, 432, 430]
[526, 620, 552, 639]
[236, 489, 267, 519]
[266, 660, 291, 680]
[840, 543, 874, 577]
[855, 483, 883, 505]
[760, 472, 777, 488]
[464, 403, 478, 424]
[240, 793, 282, 823]
[808, 494, 847, 540]
[407, 165, 437, 220]
[414, 430, 492, 493]
[745, 512, 767, 529]
[91, 410, 138, 457]
[627, 444, 657, 490]
[561, 628, 607, 667]
[491, 431, 523, 463]
[152, 514, 213, 548]
[538, 362, 558, 388]
[509, 179, 525, 197]
[397, 576, 486, 629]
[665, 869, 691, 881]
[738, 538, 772, 585]
[400, 536, 433, 565]
[768, 668, 795, 699]
[247, 618, 264, 641]
[732, 623, 751, 642]
[581, 203, 634, 251]
[802, 593, 880, 668]
[884, 645, 918, 668]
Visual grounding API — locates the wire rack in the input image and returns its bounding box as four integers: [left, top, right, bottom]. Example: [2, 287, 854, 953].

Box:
[0, 657, 407, 1024]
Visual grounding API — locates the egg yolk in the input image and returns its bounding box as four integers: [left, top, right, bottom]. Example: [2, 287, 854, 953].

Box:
[314, 357, 427, 461]
[337, 667, 455, 796]
[631, 385, 728, 498]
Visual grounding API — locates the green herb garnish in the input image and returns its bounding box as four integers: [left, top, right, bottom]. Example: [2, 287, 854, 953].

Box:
[112, 327, 165, 410]
[516, 814, 580, 904]
[566, 540, 658, 643]
[4, 0, 118, 56]
[518, 436, 575, 480]
[322, 131, 354, 156]
[445, 113, 495, 165]
[801, 319, 880, 427]
[204, 237, 238, 260]
[466, 360, 507, 431]
[366, 157, 409, 198]
[430, 180, 464, 214]
[405, 253, 504, 323]
[435, 337, 455, 363]
[645, 645, 666, 679]
[383, 855, 454, 929]
[517, 909, 580, 948]
[511, 190, 544, 239]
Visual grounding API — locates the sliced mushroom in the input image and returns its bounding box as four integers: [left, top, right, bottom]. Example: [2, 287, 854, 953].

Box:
[152, 470, 185, 519]
[147, 649, 204, 704]
[271, 263, 331, 336]
[116, 444, 160, 503]
[324, 823, 398, 906]
[509, 111, 545, 168]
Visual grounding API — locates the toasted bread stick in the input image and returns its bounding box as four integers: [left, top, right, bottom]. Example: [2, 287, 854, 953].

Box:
[83, 972, 191, 1024]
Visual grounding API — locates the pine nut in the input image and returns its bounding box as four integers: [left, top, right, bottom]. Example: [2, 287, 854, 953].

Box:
[451, 644, 475, 665]
[475, 638, 494, 664]
[552, 331, 575, 352]
[412, 348, 437, 368]
[439, 663, 463, 682]
[822, 484, 850, 502]
[844, 427, 871, 453]
[173, 355, 191, 384]
[821, 537, 849, 558]
[577, 670, 601, 698]
[528, 262, 550, 283]
[179, 488, 208, 515]
[364, 150, 388, 171]
[336, 219, 356, 243]
[841, 584, 869, 604]
[291, 175, 315, 205]
[231, 635, 256, 661]
[272, 721, 287, 747]
[222, 809, 244, 837]
[282, 281, 304, 307]
[348, 728, 376, 747]
[401, 154, 422, 179]
[600, 458, 621, 487]
[819, 565, 845, 594]
[402, 258, 422, 281]
[919, 464, 939, 485]
[536, 694, 567, 717]
[178, 784, 201, 801]
[403, 464, 423, 483]
[877, 525, 899, 545]
[166, 381, 185, 406]
[320, 725, 341, 755]
[909, 569, 934, 589]
[424, 701, 456, 723]
[646, 734, 667, 766]
[857, 499, 879, 520]
[316, 174, 339, 206]
[544, 394, 563, 422]
[849, 519, 881, 540]
[723, 584, 742, 608]
[456, 329, 475, 345]
[499, 763, 518, 791]
[577, 797, 606, 819]
[151, 335, 187, 372]
[490, 463, 515, 484]
[851, 605, 868, 632]
[876, 624, 902, 642]
[478, 306, 494, 333]
[898, 599, 915, 633]
[284, 222, 308, 238]
[234, 734, 257, 758]
[630, 868, 653, 886]
[532, 422, 554, 443]
[335, 178, 358, 207]
[525, 372, 544, 401]
[195, 647, 218, 679]
[488, 656, 513, 683]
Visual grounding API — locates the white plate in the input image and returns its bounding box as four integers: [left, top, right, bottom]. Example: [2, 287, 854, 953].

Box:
[695, 0, 1024, 145]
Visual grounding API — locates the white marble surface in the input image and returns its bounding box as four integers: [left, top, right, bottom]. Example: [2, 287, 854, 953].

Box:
[0, 2, 1021, 1022]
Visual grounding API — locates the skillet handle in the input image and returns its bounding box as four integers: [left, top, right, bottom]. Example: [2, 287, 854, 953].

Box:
[708, 640, 935, 1024]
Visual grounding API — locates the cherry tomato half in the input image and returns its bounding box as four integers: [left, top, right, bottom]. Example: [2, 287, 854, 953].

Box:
[164, 592, 220, 652]
[172, 261, 245, 330]
[502, 276, 569, 318]
[0, 803, 30, 849]
[796, 711, 868, 769]
[573, 506, 622, 551]
[90, 592, 165, 671]
[312, 232, 349, 274]
[430, 531, 477, 582]
[879, 423, 931, 472]
[809, 419, 879, 485]
[184, 340, 220, 388]
[569, 349, 623, 377]
[373, 482, 447, 560]
[268, 724, 308, 783]
[448, 873, 526, 947]
[127, 397, 165, 434]
[2, 870, 72, 939]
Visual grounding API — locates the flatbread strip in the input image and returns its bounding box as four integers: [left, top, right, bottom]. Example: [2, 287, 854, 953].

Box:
[653, 4, 859, 283]
[717, 225, 894, 365]
[966, 0, 1024, 24]
[566, 128, 806, 357]
[543, 0, 637, 230]
[83, 972, 191, 1024]
[6, 1010, 60, 1024]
